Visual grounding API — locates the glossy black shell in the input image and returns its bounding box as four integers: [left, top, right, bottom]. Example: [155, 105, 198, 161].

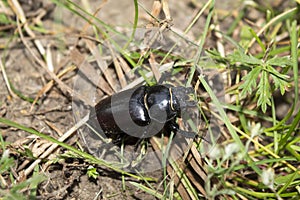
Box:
[88, 85, 195, 143]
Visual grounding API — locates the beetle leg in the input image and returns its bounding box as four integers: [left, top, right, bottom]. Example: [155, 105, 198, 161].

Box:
[167, 119, 196, 138]
[113, 135, 124, 145]
[176, 129, 196, 138]
[134, 138, 148, 151]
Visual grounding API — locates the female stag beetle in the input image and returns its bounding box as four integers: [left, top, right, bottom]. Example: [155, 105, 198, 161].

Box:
[88, 84, 196, 144]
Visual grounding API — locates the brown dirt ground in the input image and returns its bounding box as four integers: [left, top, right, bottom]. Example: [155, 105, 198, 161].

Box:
[0, 0, 294, 199]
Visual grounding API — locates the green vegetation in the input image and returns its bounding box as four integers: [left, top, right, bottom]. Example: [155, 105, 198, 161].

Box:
[0, 0, 299, 199]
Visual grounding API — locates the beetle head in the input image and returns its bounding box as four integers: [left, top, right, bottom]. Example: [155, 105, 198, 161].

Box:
[170, 86, 196, 109]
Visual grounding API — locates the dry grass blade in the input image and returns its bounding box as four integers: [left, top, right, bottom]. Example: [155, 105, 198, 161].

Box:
[9, 0, 95, 108]
[167, 164, 191, 200]
[146, 0, 162, 27]
[150, 135, 207, 199]
[245, 7, 297, 53]
[70, 48, 114, 98]
[86, 40, 117, 92]
[167, 161, 198, 200]
[23, 114, 89, 176]
[149, 53, 161, 82]
[79, 0, 107, 35]
[113, 56, 127, 89]
[8, 0, 46, 57]
[121, 61, 174, 91]
[0, 174, 8, 187]
[30, 65, 77, 111]
[45, 120, 64, 137]
[8, 0, 25, 24]
[107, 42, 127, 88]
[213, 24, 225, 57]
[186, 146, 207, 195]
[189, 146, 207, 181]
[0, 1, 13, 16]
[30, 139, 52, 158]
[152, 0, 162, 19]
[117, 55, 135, 80]
[14, 16, 90, 107]
[166, 149, 207, 199]
[46, 44, 54, 72]
[0, 58, 18, 98]
[161, 0, 171, 21]
[2, 0, 298, 198]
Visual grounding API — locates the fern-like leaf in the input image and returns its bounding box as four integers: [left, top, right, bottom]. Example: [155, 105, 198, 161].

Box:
[239, 66, 262, 98]
[267, 65, 290, 94]
[229, 50, 262, 65]
[256, 70, 272, 113]
[266, 56, 292, 68]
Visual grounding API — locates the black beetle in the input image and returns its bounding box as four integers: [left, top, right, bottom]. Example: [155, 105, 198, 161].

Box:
[88, 84, 196, 144]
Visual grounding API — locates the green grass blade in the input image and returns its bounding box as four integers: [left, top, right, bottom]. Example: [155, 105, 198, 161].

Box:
[278, 20, 299, 149]
[129, 181, 164, 199]
[187, 0, 214, 87]
[198, 75, 262, 175]
[0, 117, 155, 181]
[122, 0, 138, 49]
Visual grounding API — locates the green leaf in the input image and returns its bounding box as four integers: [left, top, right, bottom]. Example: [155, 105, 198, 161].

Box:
[248, 27, 266, 52]
[275, 171, 300, 190]
[229, 50, 262, 65]
[267, 66, 291, 95]
[239, 66, 262, 97]
[0, 151, 15, 174]
[266, 56, 293, 68]
[206, 48, 228, 63]
[272, 75, 290, 95]
[266, 65, 290, 81]
[257, 70, 272, 113]
[11, 175, 44, 192]
[87, 166, 99, 179]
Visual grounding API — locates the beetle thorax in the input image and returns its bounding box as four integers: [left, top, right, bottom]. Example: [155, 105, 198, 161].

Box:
[145, 86, 178, 122]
